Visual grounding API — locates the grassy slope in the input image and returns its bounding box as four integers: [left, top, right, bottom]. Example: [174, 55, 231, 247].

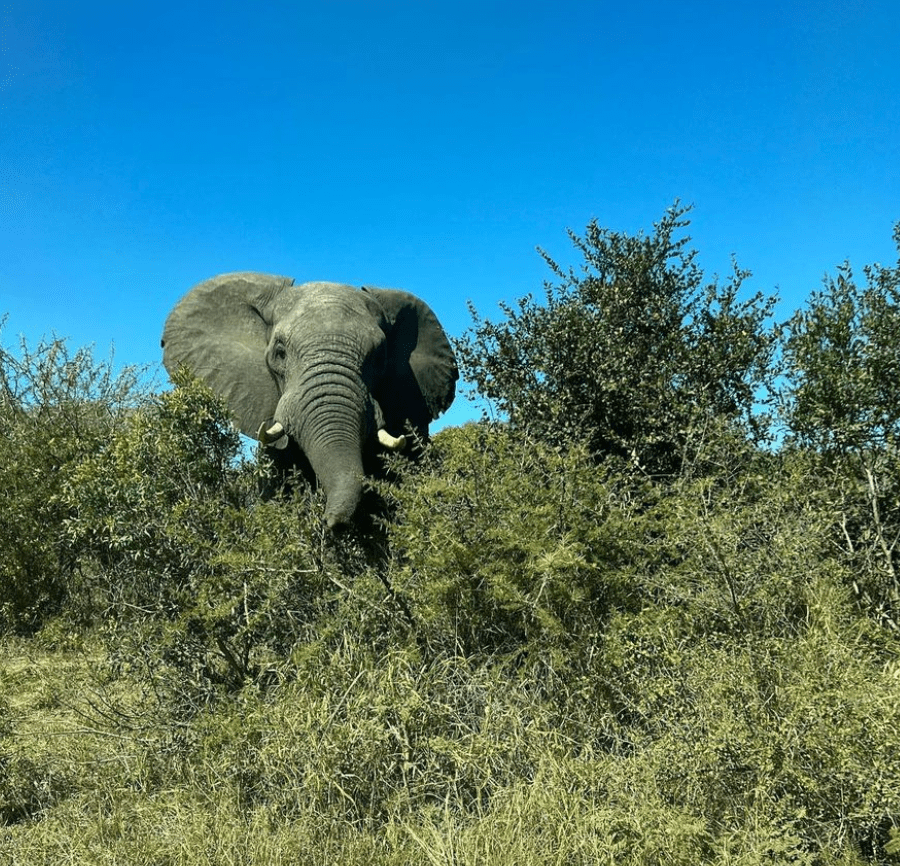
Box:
[3, 618, 900, 865]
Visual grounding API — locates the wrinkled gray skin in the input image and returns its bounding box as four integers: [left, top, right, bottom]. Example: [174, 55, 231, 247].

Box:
[162, 273, 458, 529]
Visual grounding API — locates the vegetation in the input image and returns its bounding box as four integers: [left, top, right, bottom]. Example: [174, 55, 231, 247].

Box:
[0, 325, 148, 632]
[2, 207, 900, 864]
[455, 204, 779, 475]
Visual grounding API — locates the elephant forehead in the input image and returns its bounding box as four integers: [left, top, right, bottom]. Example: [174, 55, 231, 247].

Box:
[296, 280, 356, 296]
[278, 282, 383, 327]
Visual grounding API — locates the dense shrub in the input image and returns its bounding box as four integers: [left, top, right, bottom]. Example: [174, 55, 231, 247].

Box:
[380, 424, 640, 659]
[374, 427, 900, 859]
[456, 204, 779, 476]
[0, 324, 147, 632]
[781, 224, 900, 628]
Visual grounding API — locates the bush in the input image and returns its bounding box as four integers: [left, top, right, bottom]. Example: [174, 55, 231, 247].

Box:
[381, 424, 640, 660]
[456, 204, 778, 477]
[370, 423, 900, 859]
[0, 323, 147, 632]
[780, 225, 900, 628]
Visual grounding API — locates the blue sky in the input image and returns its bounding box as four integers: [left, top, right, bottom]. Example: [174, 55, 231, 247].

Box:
[2, 0, 899, 429]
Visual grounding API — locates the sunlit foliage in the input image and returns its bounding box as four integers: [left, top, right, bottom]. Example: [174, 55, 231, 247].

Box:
[455, 203, 779, 476]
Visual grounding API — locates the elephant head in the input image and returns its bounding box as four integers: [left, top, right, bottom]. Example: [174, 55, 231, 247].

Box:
[161, 272, 458, 528]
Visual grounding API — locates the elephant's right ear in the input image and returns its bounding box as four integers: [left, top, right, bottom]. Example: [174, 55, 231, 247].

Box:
[161, 272, 293, 438]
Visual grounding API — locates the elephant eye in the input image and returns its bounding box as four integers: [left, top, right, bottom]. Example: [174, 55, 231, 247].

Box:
[270, 342, 287, 368]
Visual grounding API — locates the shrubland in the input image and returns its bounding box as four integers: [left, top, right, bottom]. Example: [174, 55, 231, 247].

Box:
[0, 327, 147, 632]
[1, 206, 899, 864]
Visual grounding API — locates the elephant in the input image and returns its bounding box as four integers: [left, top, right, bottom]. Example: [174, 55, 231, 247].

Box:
[161, 272, 458, 528]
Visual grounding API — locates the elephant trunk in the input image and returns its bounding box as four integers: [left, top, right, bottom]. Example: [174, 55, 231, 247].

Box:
[276, 352, 369, 529]
[308, 439, 365, 530]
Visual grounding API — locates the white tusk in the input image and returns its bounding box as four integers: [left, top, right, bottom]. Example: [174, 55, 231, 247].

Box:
[257, 420, 289, 449]
[377, 428, 407, 451]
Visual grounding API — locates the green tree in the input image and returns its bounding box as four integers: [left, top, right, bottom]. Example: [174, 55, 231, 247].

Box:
[456, 204, 778, 477]
[781, 223, 900, 454]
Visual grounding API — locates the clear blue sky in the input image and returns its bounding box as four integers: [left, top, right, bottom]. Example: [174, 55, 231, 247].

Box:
[2, 0, 899, 429]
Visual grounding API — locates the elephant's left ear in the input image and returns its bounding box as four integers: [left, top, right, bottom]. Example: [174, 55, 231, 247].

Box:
[362, 288, 458, 432]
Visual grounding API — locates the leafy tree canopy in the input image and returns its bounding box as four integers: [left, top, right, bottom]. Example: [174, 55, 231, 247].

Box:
[781, 222, 900, 454]
[456, 204, 779, 476]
